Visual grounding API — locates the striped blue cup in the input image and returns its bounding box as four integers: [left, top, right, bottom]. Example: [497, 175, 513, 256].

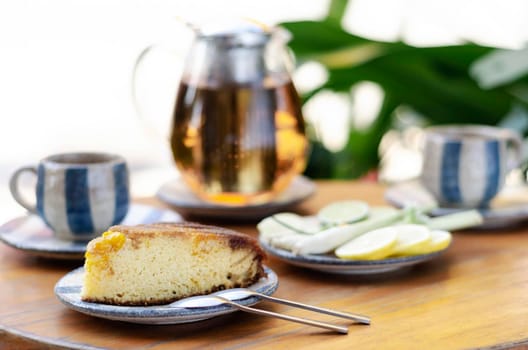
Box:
[420, 125, 523, 208]
[10, 152, 129, 241]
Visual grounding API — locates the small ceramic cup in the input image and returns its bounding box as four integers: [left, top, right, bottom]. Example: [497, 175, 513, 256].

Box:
[9, 152, 130, 241]
[420, 125, 523, 208]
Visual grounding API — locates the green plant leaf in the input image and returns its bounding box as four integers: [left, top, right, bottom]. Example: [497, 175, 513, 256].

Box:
[303, 140, 337, 179]
[324, 0, 349, 25]
[365, 54, 512, 124]
[281, 21, 371, 57]
[284, 14, 528, 179]
[333, 91, 399, 178]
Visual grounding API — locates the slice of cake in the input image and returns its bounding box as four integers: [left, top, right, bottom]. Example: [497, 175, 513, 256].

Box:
[81, 222, 266, 306]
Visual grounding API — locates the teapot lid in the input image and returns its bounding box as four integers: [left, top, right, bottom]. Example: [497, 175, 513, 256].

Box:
[196, 18, 273, 47]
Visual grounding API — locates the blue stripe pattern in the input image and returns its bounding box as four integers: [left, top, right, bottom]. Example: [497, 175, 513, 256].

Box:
[112, 163, 129, 225]
[36, 164, 51, 227]
[36, 165, 45, 217]
[65, 168, 94, 234]
[440, 141, 462, 204]
[481, 140, 500, 205]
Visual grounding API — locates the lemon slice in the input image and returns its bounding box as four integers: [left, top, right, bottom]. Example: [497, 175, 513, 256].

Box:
[392, 224, 432, 256]
[318, 200, 369, 227]
[422, 230, 452, 254]
[335, 226, 397, 260]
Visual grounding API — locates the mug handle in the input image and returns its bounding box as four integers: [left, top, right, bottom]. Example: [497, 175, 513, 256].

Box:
[9, 166, 38, 214]
[504, 130, 524, 170]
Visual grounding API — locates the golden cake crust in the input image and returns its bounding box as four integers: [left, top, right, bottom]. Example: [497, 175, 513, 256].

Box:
[82, 222, 267, 306]
[107, 222, 267, 256]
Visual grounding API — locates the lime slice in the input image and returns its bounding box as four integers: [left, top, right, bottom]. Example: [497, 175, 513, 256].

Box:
[271, 213, 319, 234]
[392, 224, 432, 256]
[257, 213, 299, 243]
[318, 200, 369, 227]
[335, 226, 397, 260]
[258, 213, 302, 232]
[421, 230, 452, 254]
[257, 213, 318, 245]
[270, 233, 308, 251]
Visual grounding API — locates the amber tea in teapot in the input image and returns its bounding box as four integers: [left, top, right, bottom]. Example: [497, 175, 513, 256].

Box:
[165, 19, 308, 205]
[135, 18, 308, 205]
[171, 76, 306, 205]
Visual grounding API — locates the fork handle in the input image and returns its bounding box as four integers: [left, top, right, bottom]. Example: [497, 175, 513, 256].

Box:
[215, 297, 348, 334]
[257, 294, 370, 324]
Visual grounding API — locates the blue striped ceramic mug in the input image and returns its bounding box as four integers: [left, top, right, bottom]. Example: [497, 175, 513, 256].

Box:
[10, 152, 129, 241]
[420, 125, 523, 208]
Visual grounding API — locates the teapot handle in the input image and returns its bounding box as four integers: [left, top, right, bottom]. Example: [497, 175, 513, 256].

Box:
[131, 43, 184, 140]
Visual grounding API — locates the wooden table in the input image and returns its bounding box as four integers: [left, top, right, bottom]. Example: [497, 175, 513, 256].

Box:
[2, 181, 528, 350]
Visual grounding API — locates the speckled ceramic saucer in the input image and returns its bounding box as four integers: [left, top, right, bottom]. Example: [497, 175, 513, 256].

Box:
[156, 175, 315, 220]
[260, 240, 449, 275]
[0, 204, 182, 259]
[385, 181, 528, 229]
[55, 266, 278, 324]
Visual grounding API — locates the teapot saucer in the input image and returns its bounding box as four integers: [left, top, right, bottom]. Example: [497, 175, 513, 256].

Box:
[156, 175, 315, 221]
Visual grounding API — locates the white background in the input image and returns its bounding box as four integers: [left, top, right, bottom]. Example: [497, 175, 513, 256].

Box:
[1, 0, 527, 223]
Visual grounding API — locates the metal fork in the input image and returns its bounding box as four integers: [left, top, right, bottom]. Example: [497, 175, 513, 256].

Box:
[212, 296, 349, 334]
[170, 294, 348, 333]
[169, 289, 371, 334]
[214, 288, 370, 325]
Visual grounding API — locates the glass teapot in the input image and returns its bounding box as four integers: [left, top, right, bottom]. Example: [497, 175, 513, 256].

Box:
[135, 19, 307, 205]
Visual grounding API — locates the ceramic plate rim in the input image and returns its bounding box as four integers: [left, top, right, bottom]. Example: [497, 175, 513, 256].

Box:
[0, 216, 87, 259]
[384, 181, 528, 228]
[54, 266, 279, 324]
[0, 204, 182, 259]
[260, 240, 449, 274]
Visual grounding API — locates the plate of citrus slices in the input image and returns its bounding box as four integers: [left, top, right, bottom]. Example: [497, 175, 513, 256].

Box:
[257, 200, 483, 275]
